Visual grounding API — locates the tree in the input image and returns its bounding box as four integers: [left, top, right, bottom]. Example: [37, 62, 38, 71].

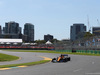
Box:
[34, 40, 46, 44]
[84, 32, 94, 38]
[51, 39, 59, 43]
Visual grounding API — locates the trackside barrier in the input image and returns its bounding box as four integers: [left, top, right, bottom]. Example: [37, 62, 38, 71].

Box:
[55, 50, 100, 54]
[55, 50, 72, 53]
[77, 50, 100, 54]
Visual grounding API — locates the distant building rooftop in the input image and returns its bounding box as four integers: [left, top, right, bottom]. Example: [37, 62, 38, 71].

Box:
[0, 39, 22, 43]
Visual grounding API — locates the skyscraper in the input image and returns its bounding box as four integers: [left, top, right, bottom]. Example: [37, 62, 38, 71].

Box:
[1, 21, 22, 38]
[70, 23, 86, 41]
[0, 25, 2, 34]
[24, 23, 34, 42]
[3, 21, 21, 34]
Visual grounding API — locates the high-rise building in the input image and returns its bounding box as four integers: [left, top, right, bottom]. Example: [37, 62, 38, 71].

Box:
[44, 34, 53, 42]
[70, 23, 86, 41]
[92, 27, 100, 35]
[3, 21, 21, 34]
[2, 21, 22, 38]
[0, 25, 2, 34]
[24, 23, 34, 42]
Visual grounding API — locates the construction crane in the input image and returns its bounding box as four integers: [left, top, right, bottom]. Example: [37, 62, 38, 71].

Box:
[87, 15, 91, 32]
[94, 19, 100, 33]
[97, 19, 100, 25]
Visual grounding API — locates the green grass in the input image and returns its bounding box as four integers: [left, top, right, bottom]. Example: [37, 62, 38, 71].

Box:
[4, 50, 57, 53]
[0, 53, 19, 61]
[4, 49, 100, 56]
[0, 51, 50, 68]
[0, 60, 50, 68]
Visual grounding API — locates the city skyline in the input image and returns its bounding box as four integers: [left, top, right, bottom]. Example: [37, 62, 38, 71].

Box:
[0, 0, 100, 40]
[0, 21, 35, 42]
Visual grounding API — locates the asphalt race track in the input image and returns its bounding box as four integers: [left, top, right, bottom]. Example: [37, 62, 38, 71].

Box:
[0, 50, 100, 75]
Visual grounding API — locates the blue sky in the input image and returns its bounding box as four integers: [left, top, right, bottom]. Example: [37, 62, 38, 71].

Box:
[0, 0, 100, 40]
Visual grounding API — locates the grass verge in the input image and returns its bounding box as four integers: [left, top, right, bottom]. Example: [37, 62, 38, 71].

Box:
[0, 60, 50, 68]
[4, 50, 100, 56]
[0, 53, 19, 62]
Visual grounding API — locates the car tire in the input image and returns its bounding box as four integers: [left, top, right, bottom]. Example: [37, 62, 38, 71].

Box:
[67, 57, 70, 61]
[52, 58, 57, 63]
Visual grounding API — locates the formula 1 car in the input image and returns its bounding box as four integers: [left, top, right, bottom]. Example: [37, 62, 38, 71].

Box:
[51, 54, 71, 63]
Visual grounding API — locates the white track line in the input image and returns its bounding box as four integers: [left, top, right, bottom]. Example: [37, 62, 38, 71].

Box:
[73, 68, 82, 72]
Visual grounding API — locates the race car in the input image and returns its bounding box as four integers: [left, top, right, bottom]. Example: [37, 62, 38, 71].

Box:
[51, 54, 71, 63]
